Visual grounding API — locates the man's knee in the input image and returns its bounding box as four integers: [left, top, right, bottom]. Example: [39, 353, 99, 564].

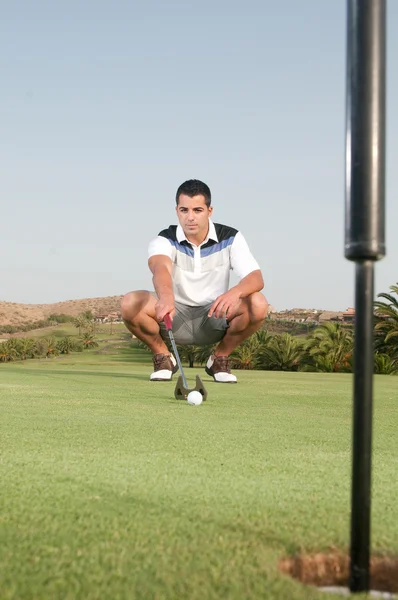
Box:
[247, 292, 268, 323]
[120, 292, 136, 321]
[120, 291, 152, 321]
[228, 293, 268, 332]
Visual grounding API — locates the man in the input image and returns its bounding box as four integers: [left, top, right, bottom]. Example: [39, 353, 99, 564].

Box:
[121, 179, 268, 383]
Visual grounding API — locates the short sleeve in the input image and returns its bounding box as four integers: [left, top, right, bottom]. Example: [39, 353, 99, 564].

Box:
[148, 236, 175, 260]
[230, 231, 261, 279]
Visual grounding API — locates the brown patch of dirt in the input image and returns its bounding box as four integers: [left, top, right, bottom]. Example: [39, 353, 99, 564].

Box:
[0, 296, 123, 326]
[279, 552, 398, 593]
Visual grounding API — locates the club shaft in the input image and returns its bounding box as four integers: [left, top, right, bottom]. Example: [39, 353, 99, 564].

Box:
[167, 330, 188, 389]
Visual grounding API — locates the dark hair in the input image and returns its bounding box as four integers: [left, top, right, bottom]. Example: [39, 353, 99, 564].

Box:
[175, 179, 211, 207]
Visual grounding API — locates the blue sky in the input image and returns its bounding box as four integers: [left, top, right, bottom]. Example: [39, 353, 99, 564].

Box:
[1, 0, 397, 311]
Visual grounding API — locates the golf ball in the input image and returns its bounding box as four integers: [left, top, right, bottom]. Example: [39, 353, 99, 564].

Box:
[187, 391, 203, 406]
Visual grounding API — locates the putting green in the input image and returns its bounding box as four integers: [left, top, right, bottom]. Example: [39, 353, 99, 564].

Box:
[1, 358, 397, 599]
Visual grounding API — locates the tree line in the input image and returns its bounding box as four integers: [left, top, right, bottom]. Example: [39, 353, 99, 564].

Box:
[0, 312, 98, 362]
[138, 282, 398, 375]
[0, 313, 75, 335]
[0, 311, 95, 335]
[1, 284, 397, 373]
[0, 335, 99, 361]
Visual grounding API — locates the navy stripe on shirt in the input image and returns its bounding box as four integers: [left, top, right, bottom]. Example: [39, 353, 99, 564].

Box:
[200, 236, 235, 257]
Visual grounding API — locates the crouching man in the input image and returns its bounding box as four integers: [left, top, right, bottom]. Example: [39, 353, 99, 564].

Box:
[121, 179, 268, 383]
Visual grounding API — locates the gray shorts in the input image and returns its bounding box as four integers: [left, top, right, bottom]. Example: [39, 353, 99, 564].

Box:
[159, 301, 228, 346]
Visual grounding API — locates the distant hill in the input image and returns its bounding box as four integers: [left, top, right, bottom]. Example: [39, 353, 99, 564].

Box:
[0, 295, 350, 330]
[0, 296, 123, 326]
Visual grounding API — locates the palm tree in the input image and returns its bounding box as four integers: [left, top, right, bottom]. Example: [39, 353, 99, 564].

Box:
[256, 329, 273, 345]
[230, 340, 260, 370]
[175, 345, 202, 368]
[16, 338, 35, 360]
[33, 338, 48, 359]
[71, 339, 84, 352]
[374, 283, 398, 359]
[57, 337, 74, 355]
[303, 322, 353, 372]
[74, 314, 87, 336]
[0, 340, 18, 362]
[43, 337, 59, 358]
[374, 353, 398, 375]
[259, 333, 302, 371]
[109, 317, 115, 336]
[193, 343, 218, 366]
[85, 319, 98, 335]
[81, 332, 99, 349]
[230, 330, 272, 370]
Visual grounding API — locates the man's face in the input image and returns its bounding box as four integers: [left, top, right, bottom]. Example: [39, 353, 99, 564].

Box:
[176, 194, 213, 244]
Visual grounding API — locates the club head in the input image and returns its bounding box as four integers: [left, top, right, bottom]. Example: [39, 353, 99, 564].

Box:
[193, 375, 208, 401]
[174, 375, 208, 401]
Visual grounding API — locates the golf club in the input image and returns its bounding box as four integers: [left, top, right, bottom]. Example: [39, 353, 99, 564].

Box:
[164, 313, 188, 389]
[163, 313, 208, 401]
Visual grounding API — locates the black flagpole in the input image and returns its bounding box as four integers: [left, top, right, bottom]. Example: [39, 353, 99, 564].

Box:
[345, 0, 386, 593]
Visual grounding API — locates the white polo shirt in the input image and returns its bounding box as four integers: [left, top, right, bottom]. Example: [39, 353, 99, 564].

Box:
[148, 219, 261, 307]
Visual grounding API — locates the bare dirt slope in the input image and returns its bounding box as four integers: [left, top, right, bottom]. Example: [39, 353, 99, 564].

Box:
[0, 296, 123, 326]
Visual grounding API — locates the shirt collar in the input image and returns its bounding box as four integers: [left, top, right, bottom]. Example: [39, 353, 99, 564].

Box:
[176, 219, 218, 245]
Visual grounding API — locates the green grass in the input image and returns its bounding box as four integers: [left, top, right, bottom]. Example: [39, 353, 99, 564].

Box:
[14, 322, 127, 340]
[1, 349, 397, 600]
[10, 321, 138, 359]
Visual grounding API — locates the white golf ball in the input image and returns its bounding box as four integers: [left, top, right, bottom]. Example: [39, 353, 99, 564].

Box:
[187, 391, 203, 406]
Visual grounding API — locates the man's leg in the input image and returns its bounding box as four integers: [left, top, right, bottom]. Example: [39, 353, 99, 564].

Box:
[120, 291, 169, 354]
[120, 291, 177, 380]
[215, 292, 269, 356]
[205, 292, 268, 383]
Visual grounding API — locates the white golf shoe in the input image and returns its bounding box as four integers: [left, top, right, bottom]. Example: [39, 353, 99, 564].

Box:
[150, 353, 178, 381]
[205, 355, 237, 383]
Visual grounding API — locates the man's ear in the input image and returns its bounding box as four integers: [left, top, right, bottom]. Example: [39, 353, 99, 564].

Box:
[208, 206, 213, 217]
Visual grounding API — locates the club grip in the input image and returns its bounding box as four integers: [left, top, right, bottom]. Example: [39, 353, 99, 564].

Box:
[164, 313, 172, 331]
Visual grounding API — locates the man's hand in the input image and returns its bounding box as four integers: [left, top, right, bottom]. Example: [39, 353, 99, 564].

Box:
[155, 295, 175, 323]
[208, 288, 242, 319]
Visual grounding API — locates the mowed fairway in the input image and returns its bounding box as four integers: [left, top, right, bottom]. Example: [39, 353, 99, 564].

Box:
[1, 351, 398, 599]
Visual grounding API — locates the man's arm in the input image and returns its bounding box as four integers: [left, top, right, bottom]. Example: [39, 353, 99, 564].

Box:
[148, 255, 175, 322]
[233, 269, 264, 297]
[208, 269, 264, 318]
[208, 230, 264, 318]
